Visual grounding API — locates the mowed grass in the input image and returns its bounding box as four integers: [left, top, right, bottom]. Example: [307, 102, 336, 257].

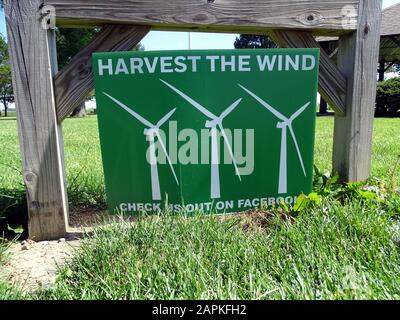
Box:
[0, 116, 106, 213]
[0, 240, 24, 299]
[0, 116, 399, 212]
[34, 203, 400, 299]
[61, 116, 106, 208]
[0, 111, 17, 119]
[0, 116, 400, 300]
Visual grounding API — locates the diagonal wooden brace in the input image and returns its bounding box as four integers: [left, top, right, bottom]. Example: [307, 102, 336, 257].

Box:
[270, 30, 347, 116]
[55, 24, 150, 122]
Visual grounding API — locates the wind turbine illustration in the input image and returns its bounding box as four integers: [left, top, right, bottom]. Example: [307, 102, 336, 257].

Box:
[160, 79, 242, 199]
[103, 92, 179, 201]
[238, 85, 310, 194]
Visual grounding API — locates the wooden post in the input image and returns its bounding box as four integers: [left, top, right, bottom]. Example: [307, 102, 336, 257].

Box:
[319, 97, 328, 114]
[332, 0, 382, 182]
[5, 0, 69, 240]
[378, 60, 385, 82]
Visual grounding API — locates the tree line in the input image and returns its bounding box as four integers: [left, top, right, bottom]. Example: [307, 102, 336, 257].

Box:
[0, 29, 398, 117]
[235, 34, 400, 116]
[0, 28, 100, 117]
[0, 25, 143, 118]
[0, 35, 12, 117]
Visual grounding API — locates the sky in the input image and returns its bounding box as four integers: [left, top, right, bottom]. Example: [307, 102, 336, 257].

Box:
[1, 0, 399, 50]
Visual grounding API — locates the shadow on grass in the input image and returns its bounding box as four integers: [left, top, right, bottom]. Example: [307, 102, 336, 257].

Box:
[0, 185, 109, 241]
[0, 189, 28, 239]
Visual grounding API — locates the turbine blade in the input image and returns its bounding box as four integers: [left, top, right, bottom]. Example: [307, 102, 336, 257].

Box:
[155, 131, 179, 186]
[289, 102, 311, 122]
[238, 85, 287, 121]
[278, 126, 288, 194]
[157, 108, 176, 127]
[220, 98, 242, 120]
[147, 134, 161, 201]
[160, 79, 217, 119]
[103, 92, 154, 128]
[218, 123, 242, 182]
[288, 125, 307, 176]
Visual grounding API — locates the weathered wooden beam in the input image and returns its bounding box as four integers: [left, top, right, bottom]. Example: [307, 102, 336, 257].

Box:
[378, 60, 385, 82]
[45, 0, 359, 35]
[270, 30, 347, 116]
[5, 0, 68, 240]
[54, 25, 149, 122]
[333, 0, 382, 182]
[384, 61, 395, 72]
[379, 48, 400, 61]
[389, 35, 400, 48]
[329, 47, 339, 59]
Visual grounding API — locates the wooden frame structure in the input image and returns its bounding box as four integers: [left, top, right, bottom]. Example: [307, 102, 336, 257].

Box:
[5, 0, 382, 241]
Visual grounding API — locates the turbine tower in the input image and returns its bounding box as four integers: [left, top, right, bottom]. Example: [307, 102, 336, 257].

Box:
[103, 92, 179, 201]
[239, 85, 310, 194]
[160, 79, 242, 199]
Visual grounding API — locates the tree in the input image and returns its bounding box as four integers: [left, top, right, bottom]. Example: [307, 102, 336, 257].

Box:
[56, 28, 144, 68]
[56, 28, 99, 69]
[0, 19, 144, 117]
[234, 35, 277, 49]
[0, 64, 13, 117]
[56, 28, 144, 117]
[0, 35, 13, 117]
[56, 28, 99, 117]
[376, 77, 400, 116]
[390, 62, 400, 75]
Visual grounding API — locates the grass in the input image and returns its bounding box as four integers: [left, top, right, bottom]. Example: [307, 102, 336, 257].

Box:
[61, 116, 106, 208]
[0, 115, 105, 219]
[0, 239, 26, 300]
[314, 117, 400, 183]
[37, 201, 400, 300]
[0, 111, 17, 120]
[0, 115, 400, 300]
[1, 116, 399, 215]
[0, 282, 25, 300]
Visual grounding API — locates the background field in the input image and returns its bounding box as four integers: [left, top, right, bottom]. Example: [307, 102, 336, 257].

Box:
[1, 116, 399, 214]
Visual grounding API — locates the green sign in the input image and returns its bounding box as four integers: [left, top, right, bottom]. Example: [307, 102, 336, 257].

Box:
[93, 49, 320, 214]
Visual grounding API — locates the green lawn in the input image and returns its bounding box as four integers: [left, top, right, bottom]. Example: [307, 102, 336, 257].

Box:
[1, 116, 399, 212]
[0, 111, 17, 119]
[40, 204, 400, 300]
[0, 116, 400, 300]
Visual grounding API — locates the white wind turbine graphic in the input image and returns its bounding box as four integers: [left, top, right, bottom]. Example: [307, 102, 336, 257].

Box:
[238, 85, 311, 194]
[103, 92, 179, 201]
[160, 79, 242, 199]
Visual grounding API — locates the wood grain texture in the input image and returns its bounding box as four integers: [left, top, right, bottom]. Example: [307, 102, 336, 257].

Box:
[54, 25, 149, 122]
[269, 30, 347, 116]
[5, 0, 68, 240]
[45, 0, 359, 35]
[333, 0, 382, 181]
[49, 29, 70, 224]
